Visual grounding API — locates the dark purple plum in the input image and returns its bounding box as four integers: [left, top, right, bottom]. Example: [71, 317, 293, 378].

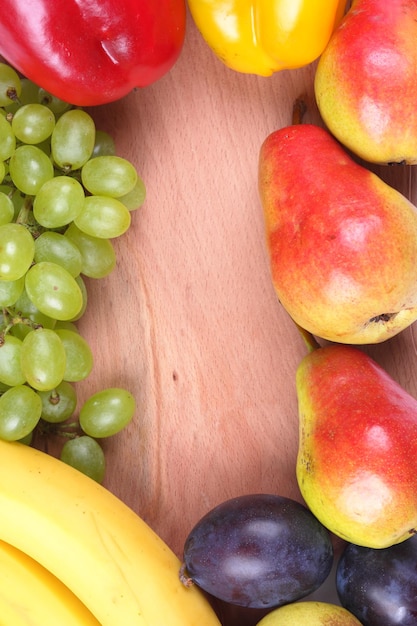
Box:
[337, 534, 417, 625]
[181, 493, 333, 608]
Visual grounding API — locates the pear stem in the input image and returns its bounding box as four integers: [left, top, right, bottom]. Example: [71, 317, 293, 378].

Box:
[295, 323, 321, 353]
[292, 97, 307, 125]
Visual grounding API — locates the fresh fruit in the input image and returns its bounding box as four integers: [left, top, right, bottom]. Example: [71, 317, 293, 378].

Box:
[0, 63, 21, 106]
[0, 222, 35, 280]
[0, 384, 42, 440]
[51, 109, 96, 171]
[315, 0, 417, 164]
[188, 0, 347, 75]
[296, 338, 417, 548]
[0, 438, 222, 626]
[33, 176, 85, 228]
[21, 327, 67, 391]
[74, 195, 131, 239]
[11, 102, 55, 144]
[0, 1, 186, 106]
[54, 329, 93, 382]
[25, 261, 84, 321]
[337, 535, 417, 625]
[9, 144, 54, 193]
[37, 381, 77, 423]
[180, 493, 333, 608]
[81, 155, 138, 197]
[0, 537, 100, 625]
[256, 601, 363, 625]
[60, 436, 106, 483]
[258, 123, 417, 344]
[0, 62, 145, 476]
[79, 388, 136, 438]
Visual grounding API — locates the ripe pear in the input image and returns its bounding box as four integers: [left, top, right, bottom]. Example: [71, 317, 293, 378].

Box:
[256, 601, 362, 625]
[315, 0, 417, 164]
[296, 341, 417, 549]
[258, 123, 417, 344]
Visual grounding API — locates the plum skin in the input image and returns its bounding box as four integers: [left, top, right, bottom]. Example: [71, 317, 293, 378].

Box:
[337, 534, 417, 625]
[182, 493, 334, 609]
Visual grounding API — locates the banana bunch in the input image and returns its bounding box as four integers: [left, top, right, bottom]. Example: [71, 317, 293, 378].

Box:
[0, 439, 221, 625]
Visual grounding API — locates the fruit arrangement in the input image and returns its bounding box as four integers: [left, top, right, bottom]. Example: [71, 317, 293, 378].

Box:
[0, 0, 416, 624]
[0, 62, 143, 482]
[0, 438, 221, 625]
[176, 1, 417, 624]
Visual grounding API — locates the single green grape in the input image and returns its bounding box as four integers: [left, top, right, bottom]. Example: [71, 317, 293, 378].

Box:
[0, 63, 21, 106]
[79, 388, 136, 438]
[11, 103, 56, 144]
[51, 109, 95, 171]
[0, 275, 25, 306]
[0, 223, 35, 280]
[21, 328, 66, 391]
[9, 144, 54, 195]
[55, 328, 93, 382]
[37, 380, 77, 423]
[0, 384, 42, 441]
[0, 115, 16, 161]
[0, 191, 14, 225]
[0, 334, 26, 386]
[25, 261, 83, 321]
[34, 231, 82, 277]
[60, 435, 106, 483]
[74, 195, 131, 239]
[81, 155, 137, 198]
[92, 130, 115, 157]
[64, 223, 116, 278]
[33, 175, 85, 228]
[0, 160, 5, 185]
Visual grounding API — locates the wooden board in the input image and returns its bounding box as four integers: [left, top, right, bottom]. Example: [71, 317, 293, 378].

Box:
[36, 9, 417, 623]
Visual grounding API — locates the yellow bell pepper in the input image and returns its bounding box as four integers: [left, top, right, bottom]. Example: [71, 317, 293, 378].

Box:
[188, 0, 348, 75]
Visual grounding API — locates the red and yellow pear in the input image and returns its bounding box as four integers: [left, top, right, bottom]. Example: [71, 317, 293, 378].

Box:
[315, 0, 417, 164]
[258, 123, 417, 344]
[296, 336, 417, 549]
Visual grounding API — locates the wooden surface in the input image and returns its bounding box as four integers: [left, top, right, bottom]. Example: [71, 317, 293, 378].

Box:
[40, 9, 417, 621]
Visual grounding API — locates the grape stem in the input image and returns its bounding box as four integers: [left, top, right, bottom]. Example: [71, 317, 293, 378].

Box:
[0, 307, 42, 343]
[15, 196, 44, 238]
[37, 419, 83, 439]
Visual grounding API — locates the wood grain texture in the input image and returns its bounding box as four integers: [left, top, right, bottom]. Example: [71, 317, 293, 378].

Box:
[37, 8, 417, 611]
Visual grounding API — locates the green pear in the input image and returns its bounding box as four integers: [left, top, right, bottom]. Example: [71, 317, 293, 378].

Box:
[256, 601, 362, 625]
[258, 123, 417, 344]
[296, 340, 417, 549]
[315, 0, 417, 164]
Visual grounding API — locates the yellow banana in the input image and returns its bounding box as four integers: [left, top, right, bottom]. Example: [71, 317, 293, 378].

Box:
[0, 598, 29, 626]
[0, 538, 100, 626]
[0, 439, 221, 626]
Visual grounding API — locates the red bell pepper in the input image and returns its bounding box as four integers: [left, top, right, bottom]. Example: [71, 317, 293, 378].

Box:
[0, 0, 186, 106]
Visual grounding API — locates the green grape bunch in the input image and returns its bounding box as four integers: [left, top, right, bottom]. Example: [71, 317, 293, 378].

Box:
[0, 62, 145, 482]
